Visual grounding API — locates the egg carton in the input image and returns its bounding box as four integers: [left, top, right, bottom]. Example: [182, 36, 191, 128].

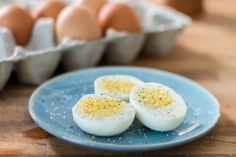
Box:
[0, 0, 190, 90]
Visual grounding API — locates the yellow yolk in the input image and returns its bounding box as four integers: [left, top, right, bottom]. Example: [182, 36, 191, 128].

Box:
[77, 97, 123, 117]
[99, 78, 135, 94]
[136, 89, 174, 108]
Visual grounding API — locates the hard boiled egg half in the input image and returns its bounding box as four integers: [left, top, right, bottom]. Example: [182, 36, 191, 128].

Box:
[130, 83, 187, 131]
[72, 94, 135, 136]
[94, 75, 143, 102]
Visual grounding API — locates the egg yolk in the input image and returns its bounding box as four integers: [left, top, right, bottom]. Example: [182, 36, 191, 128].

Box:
[137, 89, 173, 108]
[99, 78, 135, 94]
[78, 97, 123, 117]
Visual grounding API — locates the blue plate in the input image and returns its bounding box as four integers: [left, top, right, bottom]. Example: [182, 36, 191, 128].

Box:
[29, 67, 220, 151]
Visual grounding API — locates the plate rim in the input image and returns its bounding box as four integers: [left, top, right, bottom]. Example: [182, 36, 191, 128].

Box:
[28, 66, 221, 151]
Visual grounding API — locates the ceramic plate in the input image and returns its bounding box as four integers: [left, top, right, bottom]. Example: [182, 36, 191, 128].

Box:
[29, 67, 220, 151]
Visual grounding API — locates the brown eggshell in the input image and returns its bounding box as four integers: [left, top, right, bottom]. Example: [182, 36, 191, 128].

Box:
[33, 0, 67, 21]
[0, 5, 33, 46]
[56, 5, 102, 43]
[77, 0, 107, 15]
[98, 3, 141, 35]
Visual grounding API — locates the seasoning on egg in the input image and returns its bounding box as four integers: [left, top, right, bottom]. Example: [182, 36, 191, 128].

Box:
[98, 3, 141, 35]
[136, 89, 173, 108]
[72, 94, 135, 136]
[77, 97, 123, 117]
[56, 5, 101, 43]
[99, 78, 135, 94]
[33, 0, 67, 21]
[76, 0, 107, 16]
[94, 75, 143, 102]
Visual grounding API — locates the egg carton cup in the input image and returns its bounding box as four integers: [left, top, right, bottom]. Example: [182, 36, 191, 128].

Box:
[60, 39, 106, 71]
[0, 59, 14, 90]
[104, 30, 146, 64]
[14, 46, 62, 84]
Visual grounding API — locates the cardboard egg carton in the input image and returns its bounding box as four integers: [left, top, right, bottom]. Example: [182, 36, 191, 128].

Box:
[0, 0, 190, 90]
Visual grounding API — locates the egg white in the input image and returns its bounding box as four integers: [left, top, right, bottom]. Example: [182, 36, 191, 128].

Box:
[130, 82, 187, 132]
[94, 75, 143, 102]
[72, 94, 135, 136]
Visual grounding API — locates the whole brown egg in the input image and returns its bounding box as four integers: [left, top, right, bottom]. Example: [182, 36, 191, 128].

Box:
[98, 3, 141, 35]
[0, 5, 34, 46]
[56, 5, 101, 43]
